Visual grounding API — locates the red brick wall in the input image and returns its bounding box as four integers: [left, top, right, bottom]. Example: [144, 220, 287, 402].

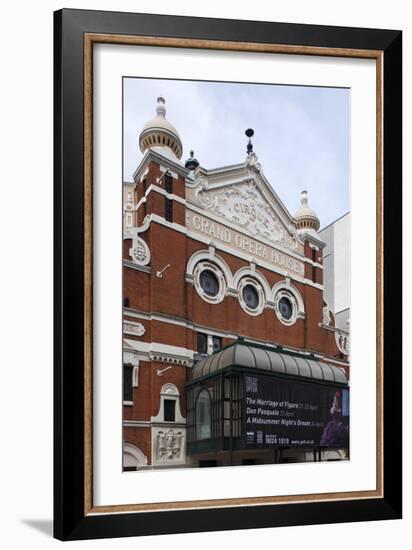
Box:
[124, 223, 342, 359]
[123, 159, 348, 463]
[123, 361, 187, 421]
[123, 427, 152, 464]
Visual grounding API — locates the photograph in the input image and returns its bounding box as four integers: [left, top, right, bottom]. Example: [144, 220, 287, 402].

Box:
[122, 78, 351, 471]
[50, 7, 402, 541]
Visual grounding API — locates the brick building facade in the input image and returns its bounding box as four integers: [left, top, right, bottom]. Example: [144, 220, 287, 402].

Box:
[122, 97, 350, 470]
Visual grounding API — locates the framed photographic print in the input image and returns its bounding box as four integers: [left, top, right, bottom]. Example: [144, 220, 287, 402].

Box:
[54, 8, 402, 541]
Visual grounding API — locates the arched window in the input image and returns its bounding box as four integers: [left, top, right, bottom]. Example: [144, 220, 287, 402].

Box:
[237, 276, 266, 316]
[196, 389, 211, 440]
[272, 279, 305, 326]
[123, 442, 148, 471]
[150, 383, 186, 423]
[193, 261, 227, 304]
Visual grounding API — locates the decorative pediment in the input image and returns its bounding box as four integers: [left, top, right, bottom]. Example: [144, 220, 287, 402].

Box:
[191, 175, 300, 251]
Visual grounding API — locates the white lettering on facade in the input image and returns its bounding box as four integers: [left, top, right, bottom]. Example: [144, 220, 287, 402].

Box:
[192, 215, 231, 243]
[189, 212, 304, 275]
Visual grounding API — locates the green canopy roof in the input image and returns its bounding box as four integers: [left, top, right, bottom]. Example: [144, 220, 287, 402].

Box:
[191, 342, 348, 385]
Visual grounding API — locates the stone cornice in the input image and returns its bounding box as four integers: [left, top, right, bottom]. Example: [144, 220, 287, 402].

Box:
[132, 149, 190, 182]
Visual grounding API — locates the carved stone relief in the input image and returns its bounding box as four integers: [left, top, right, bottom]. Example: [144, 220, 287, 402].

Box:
[335, 330, 350, 356]
[123, 322, 145, 337]
[152, 427, 186, 466]
[196, 181, 298, 250]
[129, 236, 151, 265]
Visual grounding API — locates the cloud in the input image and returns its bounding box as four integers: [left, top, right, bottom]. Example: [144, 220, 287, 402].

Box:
[124, 78, 349, 228]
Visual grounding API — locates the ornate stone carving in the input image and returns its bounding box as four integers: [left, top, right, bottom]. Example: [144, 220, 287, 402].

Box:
[153, 428, 185, 465]
[246, 151, 262, 172]
[196, 181, 298, 250]
[123, 322, 145, 337]
[125, 192, 133, 211]
[148, 353, 192, 367]
[335, 330, 350, 356]
[161, 383, 179, 395]
[158, 429, 183, 459]
[129, 236, 150, 266]
[322, 306, 331, 326]
[197, 177, 209, 190]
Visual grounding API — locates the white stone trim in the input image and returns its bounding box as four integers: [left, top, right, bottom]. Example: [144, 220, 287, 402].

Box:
[132, 365, 139, 387]
[123, 350, 139, 367]
[150, 214, 187, 235]
[132, 148, 189, 182]
[189, 159, 299, 237]
[151, 383, 186, 424]
[128, 235, 151, 266]
[130, 214, 324, 290]
[186, 249, 234, 287]
[272, 279, 305, 326]
[123, 260, 151, 274]
[122, 311, 349, 368]
[335, 329, 350, 356]
[123, 420, 151, 427]
[123, 339, 194, 365]
[124, 308, 240, 339]
[193, 260, 228, 305]
[185, 226, 324, 288]
[139, 168, 149, 181]
[159, 166, 179, 180]
[233, 266, 272, 302]
[134, 196, 147, 211]
[123, 320, 145, 337]
[237, 276, 266, 316]
[272, 279, 305, 314]
[186, 201, 305, 262]
[135, 183, 186, 211]
[127, 201, 322, 270]
[123, 442, 148, 468]
[321, 449, 346, 461]
[124, 214, 151, 238]
[151, 426, 186, 467]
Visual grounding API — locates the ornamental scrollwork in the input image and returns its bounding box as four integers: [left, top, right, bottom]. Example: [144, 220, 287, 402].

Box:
[156, 429, 184, 461]
[196, 181, 298, 250]
[129, 236, 151, 266]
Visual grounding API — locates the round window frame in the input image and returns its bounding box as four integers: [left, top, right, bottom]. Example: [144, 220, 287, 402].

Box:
[238, 276, 265, 316]
[193, 261, 226, 304]
[274, 289, 298, 326]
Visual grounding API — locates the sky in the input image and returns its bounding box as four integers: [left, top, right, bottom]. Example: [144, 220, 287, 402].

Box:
[123, 78, 349, 229]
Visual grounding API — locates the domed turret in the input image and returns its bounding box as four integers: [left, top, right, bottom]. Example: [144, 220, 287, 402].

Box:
[139, 97, 183, 160]
[294, 190, 320, 232]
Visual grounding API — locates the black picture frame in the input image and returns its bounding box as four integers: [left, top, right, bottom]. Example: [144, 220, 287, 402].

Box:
[54, 8, 402, 541]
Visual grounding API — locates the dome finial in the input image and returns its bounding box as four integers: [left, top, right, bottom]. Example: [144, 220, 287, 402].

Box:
[301, 190, 308, 206]
[294, 190, 320, 233]
[245, 128, 254, 155]
[138, 96, 183, 160]
[156, 96, 166, 117]
[185, 150, 200, 171]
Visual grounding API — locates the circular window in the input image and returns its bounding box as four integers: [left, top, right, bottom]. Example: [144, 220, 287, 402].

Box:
[238, 277, 265, 316]
[274, 290, 298, 325]
[278, 296, 293, 320]
[199, 270, 219, 297]
[193, 261, 226, 304]
[242, 285, 259, 309]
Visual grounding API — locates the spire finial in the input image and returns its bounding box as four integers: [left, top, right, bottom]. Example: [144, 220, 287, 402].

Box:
[245, 128, 254, 155]
[185, 149, 199, 171]
[156, 96, 166, 117]
[138, 96, 183, 159]
[294, 190, 320, 233]
[301, 190, 308, 206]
